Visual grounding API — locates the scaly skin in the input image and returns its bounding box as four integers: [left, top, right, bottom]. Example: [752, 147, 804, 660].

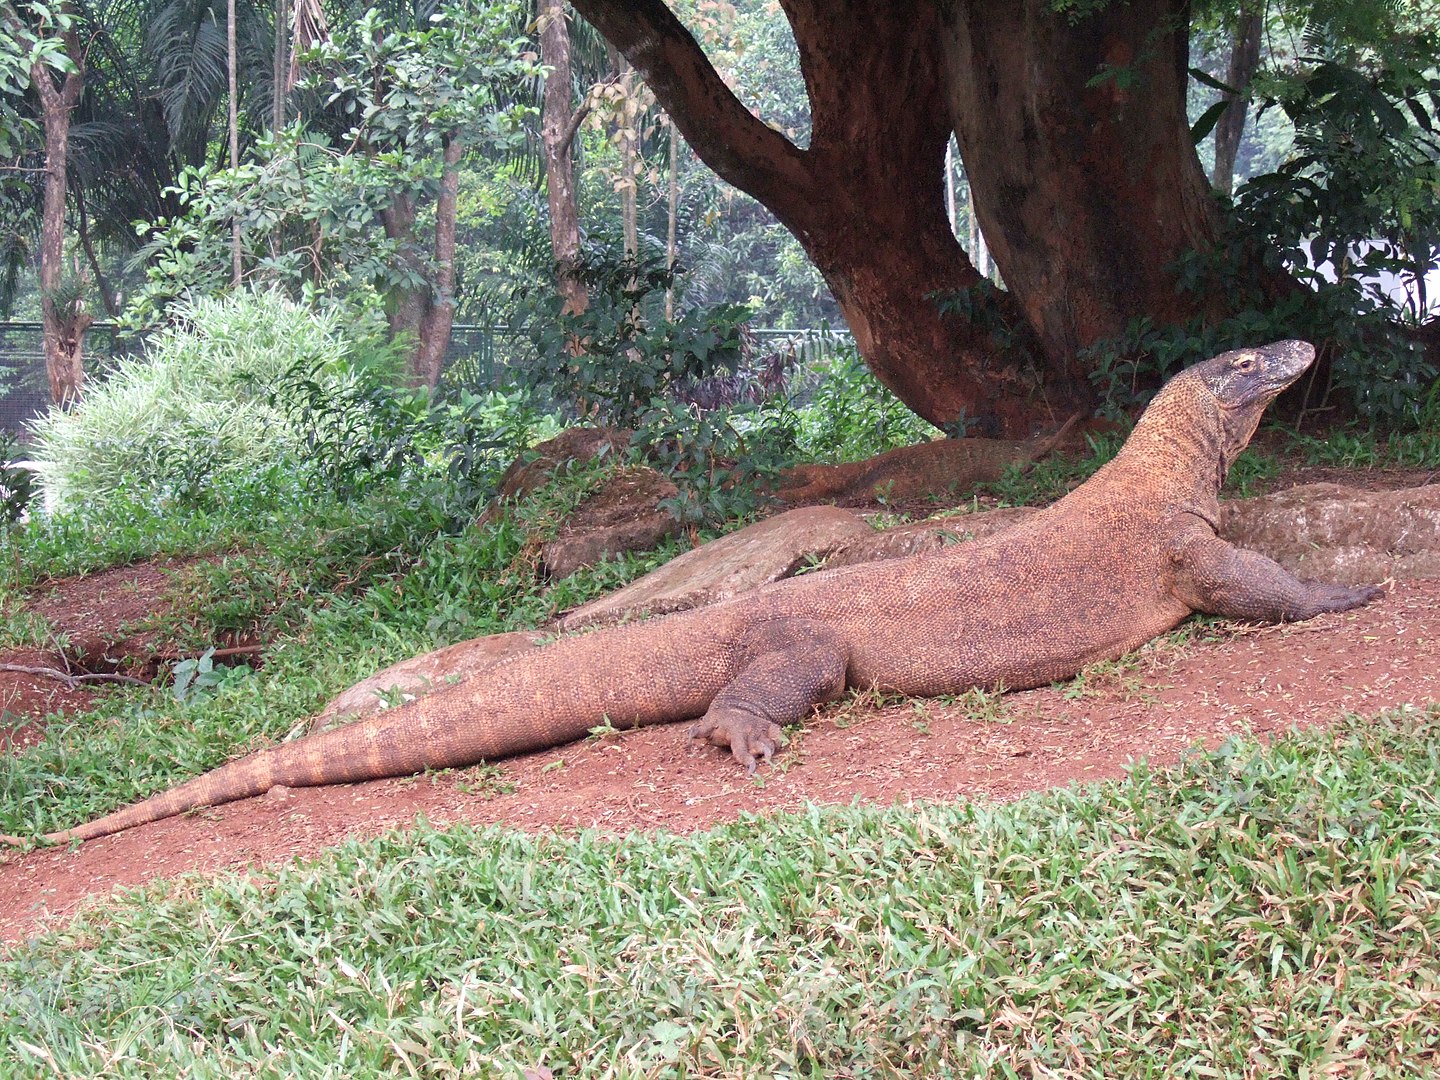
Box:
[4, 340, 1383, 845]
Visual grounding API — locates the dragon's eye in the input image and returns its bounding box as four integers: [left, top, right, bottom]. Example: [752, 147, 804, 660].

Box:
[1232, 354, 1256, 372]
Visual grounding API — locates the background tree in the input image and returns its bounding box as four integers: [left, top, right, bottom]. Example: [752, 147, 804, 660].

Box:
[537, 0, 586, 314]
[571, 0, 1440, 434]
[2, 0, 87, 404]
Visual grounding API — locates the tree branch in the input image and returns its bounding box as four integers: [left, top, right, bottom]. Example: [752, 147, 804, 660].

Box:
[570, 0, 814, 215]
[0, 663, 150, 687]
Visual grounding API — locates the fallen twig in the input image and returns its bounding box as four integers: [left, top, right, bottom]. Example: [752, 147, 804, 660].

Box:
[0, 664, 150, 688]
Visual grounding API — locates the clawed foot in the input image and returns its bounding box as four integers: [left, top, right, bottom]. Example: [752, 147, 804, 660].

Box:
[1312, 580, 1388, 616]
[689, 710, 786, 774]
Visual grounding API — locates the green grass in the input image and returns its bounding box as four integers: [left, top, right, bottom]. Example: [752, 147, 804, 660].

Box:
[3, 707, 1439, 1077]
[3, 417, 1440, 1076]
[0, 463, 694, 838]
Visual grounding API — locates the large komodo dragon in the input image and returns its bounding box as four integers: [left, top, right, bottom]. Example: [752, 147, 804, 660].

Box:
[4, 340, 1385, 846]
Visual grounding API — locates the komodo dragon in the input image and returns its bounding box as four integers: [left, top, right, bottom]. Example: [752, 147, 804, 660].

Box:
[3, 339, 1384, 846]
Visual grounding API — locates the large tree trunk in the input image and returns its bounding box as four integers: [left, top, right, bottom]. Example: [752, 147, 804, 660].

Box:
[572, 1, 1271, 435]
[573, 0, 1045, 435]
[31, 14, 87, 405]
[943, 0, 1225, 373]
[1211, 5, 1263, 197]
[538, 0, 587, 315]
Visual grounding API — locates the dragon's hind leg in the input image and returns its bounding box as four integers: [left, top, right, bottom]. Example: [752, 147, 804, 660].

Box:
[689, 619, 849, 772]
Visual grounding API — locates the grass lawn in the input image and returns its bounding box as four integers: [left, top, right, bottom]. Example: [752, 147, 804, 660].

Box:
[3, 706, 1438, 1078]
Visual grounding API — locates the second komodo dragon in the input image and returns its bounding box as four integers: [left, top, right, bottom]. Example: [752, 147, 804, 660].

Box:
[5, 339, 1385, 845]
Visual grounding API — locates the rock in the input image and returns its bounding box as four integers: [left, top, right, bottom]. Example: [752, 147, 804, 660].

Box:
[559, 505, 873, 630]
[541, 466, 682, 578]
[496, 426, 630, 500]
[1220, 482, 1440, 585]
[313, 630, 551, 729]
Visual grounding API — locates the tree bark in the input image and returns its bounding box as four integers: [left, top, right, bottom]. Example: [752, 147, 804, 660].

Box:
[943, 0, 1225, 375]
[572, 1, 1270, 434]
[538, 0, 587, 315]
[381, 192, 424, 342]
[382, 137, 462, 391]
[1211, 5, 1263, 197]
[411, 135, 462, 390]
[227, 0, 242, 286]
[272, 0, 289, 131]
[573, 0, 1042, 435]
[30, 12, 87, 405]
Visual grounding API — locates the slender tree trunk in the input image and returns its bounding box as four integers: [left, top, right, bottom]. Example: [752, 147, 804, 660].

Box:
[944, 139, 956, 233]
[617, 60, 639, 258]
[75, 187, 119, 319]
[538, 0, 587, 314]
[380, 194, 425, 341]
[29, 13, 87, 405]
[410, 136, 463, 390]
[383, 139, 463, 390]
[227, 0, 242, 286]
[272, 0, 289, 130]
[1211, 5, 1263, 197]
[666, 120, 679, 320]
[965, 177, 986, 280]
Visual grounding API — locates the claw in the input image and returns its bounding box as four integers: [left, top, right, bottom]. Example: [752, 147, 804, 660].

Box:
[689, 712, 785, 773]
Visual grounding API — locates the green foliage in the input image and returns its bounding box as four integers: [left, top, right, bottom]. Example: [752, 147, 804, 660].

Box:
[512, 251, 750, 430]
[171, 647, 254, 707]
[0, 431, 35, 523]
[27, 291, 369, 512]
[510, 249, 795, 526]
[5, 708, 1440, 1074]
[983, 430, 1124, 506]
[125, 1, 540, 328]
[788, 343, 938, 462]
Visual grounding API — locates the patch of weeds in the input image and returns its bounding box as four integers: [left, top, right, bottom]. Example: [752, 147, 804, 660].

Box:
[454, 763, 516, 799]
[0, 600, 61, 651]
[1061, 655, 1151, 703]
[791, 552, 830, 576]
[1293, 426, 1440, 470]
[950, 683, 1011, 723]
[1222, 445, 1281, 497]
[909, 700, 934, 734]
[865, 510, 912, 531]
[171, 648, 255, 706]
[825, 685, 909, 729]
[587, 715, 622, 740]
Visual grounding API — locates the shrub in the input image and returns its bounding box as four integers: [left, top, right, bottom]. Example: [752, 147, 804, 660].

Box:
[788, 343, 937, 462]
[28, 291, 369, 512]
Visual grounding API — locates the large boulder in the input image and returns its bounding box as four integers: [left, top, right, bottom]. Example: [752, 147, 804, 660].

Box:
[1220, 482, 1440, 585]
[541, 466, 682, 578]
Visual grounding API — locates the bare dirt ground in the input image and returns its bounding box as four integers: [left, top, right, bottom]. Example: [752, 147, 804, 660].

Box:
[1, 463, 1437, 945]
[2, 581, 1436, 945]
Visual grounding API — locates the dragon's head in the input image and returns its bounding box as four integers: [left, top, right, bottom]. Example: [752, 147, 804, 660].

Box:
[1123, 340, 1314, 494]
